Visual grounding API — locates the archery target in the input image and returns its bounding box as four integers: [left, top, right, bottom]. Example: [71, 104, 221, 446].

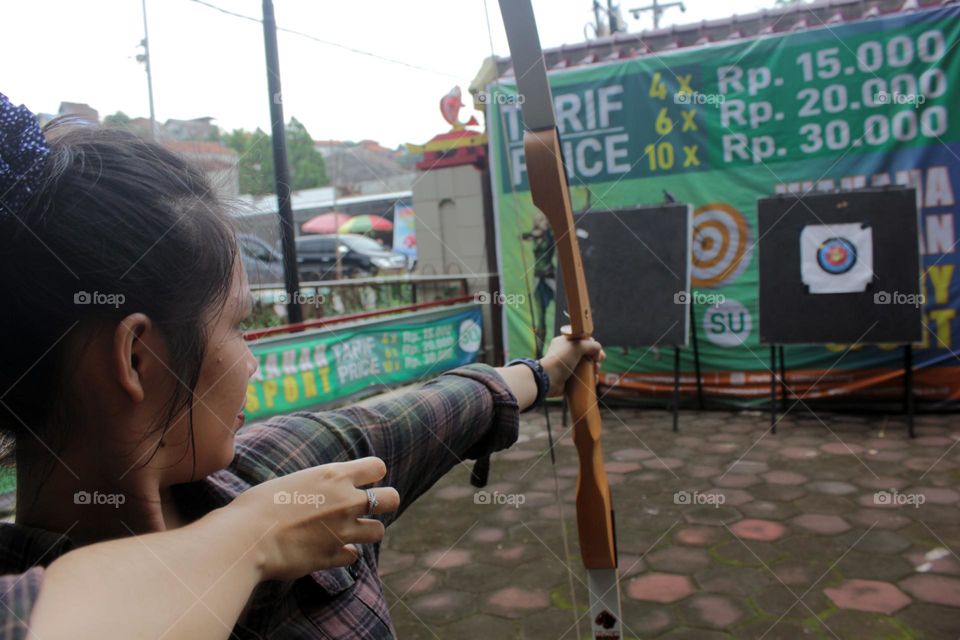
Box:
[758, 189, 920, 345]
[817, 238, 857, 274]
[799, 223, 874, 294]
[691, 203, 752, 289]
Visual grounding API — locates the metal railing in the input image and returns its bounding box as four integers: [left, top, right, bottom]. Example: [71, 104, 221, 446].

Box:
[248, 273, 497, 327]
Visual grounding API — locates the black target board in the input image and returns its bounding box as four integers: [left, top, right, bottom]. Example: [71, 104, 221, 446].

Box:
[555, 204, 692, 348]
[757, 188, 921, 345]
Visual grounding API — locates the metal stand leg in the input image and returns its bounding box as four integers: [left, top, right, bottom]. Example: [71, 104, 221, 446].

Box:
[904, 344, 915, 438]
[690, 302, 704, 410]
[779, 345, 787, 412]
[770, 346, 778, 434]
[673, 347, 681, 433]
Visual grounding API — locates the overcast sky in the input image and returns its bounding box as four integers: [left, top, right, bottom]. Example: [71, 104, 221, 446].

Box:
[2, 0, 778, 148]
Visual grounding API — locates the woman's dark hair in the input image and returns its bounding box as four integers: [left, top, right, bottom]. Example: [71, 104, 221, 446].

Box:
[0, 117, 238, 485]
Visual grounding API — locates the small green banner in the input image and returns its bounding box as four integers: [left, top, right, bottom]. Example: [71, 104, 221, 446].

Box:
[245, 305, 484, 420]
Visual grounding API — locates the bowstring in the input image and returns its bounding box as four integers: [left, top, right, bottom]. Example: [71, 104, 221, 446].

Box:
[480, 2, 583, 636]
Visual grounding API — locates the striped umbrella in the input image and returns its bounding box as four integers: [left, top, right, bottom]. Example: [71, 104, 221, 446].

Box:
[301, 212, 352, 234]
[338, 214, 393, 234]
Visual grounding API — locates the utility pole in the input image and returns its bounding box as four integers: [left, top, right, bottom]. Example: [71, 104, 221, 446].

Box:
[591, 0, 625, 36]
[137, 0, 157, 139]
[629, 0, 685, 29]
[592, 1, 607, 36]
[261, 0, 303, 324]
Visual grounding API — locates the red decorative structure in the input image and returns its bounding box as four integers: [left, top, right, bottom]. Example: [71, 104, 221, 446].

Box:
[407, 86, 487, 170]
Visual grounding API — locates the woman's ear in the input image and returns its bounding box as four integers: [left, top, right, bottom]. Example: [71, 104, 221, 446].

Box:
[113, 313, 153, 403]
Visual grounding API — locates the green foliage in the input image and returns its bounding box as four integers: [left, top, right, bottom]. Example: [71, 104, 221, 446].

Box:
[103, 111, 131, 126]
[220, 118, 328, 195]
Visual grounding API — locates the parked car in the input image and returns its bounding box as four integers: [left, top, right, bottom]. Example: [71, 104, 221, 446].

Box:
[238, 233, 285, 287]
[295, 233, 408, 280]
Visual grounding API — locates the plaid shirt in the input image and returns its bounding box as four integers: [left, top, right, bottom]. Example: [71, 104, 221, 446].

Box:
[0, 363, 519, 639]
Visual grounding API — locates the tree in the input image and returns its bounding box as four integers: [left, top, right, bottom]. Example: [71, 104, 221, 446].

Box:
[220, 118, 328, 195]
[103, 111, 131, 127]
[286, 117, 328, 191]
[222, 128, 274, 195]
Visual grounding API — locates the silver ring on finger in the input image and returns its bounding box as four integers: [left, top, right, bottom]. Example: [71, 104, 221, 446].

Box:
[365, 488, 379, 516]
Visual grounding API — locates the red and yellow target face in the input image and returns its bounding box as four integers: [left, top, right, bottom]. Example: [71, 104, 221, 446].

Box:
[691, 203, 752, 289]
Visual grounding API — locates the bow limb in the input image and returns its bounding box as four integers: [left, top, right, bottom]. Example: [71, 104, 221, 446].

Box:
[496, 1, 621, 634]
[525, 128, 621, 636]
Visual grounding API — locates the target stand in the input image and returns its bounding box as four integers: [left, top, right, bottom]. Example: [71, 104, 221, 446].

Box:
[554, 203, 698, 431]
[757, 188, 922, 436]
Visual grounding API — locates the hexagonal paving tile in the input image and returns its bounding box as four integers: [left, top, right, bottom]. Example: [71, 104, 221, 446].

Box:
[778, 446, 820, 460]
[899, 574, 960, 607]
[677, 593, 747, 629]
[674, 526, 725, 547]
[847, 508, 912, 530]
[624, 602, 675, 636]
[855, 530, 912, 555]
[421, 548, 472, 570]
[752, 484, 807, 502]
[408, 590, 477, 624]
[820, 442, 865, 456]
[854, 475, 910, 491]
[762, 470, 809, 485]
[728, 518, 788, 542]
[824, 578, 912, 614]
[643, 456, 684, 471]
[739, 499, 800, 521]
[712, 474, 761, 489]
[791, 513, 852, 535]
[484, 587, 550, 618]
[916, 487, 960, 504]
[806, 480, 858, 495]
[682, 504, 743, 526]
[389, 569, 438, 595]
[705, 487, 754, 506]
[725, 459, 769, 475]
[646, 547, 711, 574]
[626, 572, 695, 603]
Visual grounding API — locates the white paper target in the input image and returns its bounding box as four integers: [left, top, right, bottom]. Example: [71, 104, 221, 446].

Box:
[800, 223, 874, 294]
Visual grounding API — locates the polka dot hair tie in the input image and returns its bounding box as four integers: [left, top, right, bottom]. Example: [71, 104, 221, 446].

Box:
[0, 92, 50, 217]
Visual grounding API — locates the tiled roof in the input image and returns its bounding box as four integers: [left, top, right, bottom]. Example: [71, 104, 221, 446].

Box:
[494, 0, 953, 77]
[160, 140, 238, 157]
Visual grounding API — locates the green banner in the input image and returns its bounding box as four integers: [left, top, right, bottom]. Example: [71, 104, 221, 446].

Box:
[489, 6, 960, 403]
[245, 305, 483, 420]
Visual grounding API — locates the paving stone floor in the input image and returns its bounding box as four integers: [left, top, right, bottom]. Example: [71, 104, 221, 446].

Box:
[379, 408, 960, 639]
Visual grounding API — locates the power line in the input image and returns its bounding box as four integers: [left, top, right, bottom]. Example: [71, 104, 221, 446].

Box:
[188, 0, 467, 81]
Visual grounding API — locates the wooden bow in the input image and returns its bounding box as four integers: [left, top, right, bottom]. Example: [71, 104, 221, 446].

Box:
[497, 1, 622, 637]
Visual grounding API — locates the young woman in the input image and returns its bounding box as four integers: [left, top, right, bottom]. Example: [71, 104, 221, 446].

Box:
[0, 92, 603, 638]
